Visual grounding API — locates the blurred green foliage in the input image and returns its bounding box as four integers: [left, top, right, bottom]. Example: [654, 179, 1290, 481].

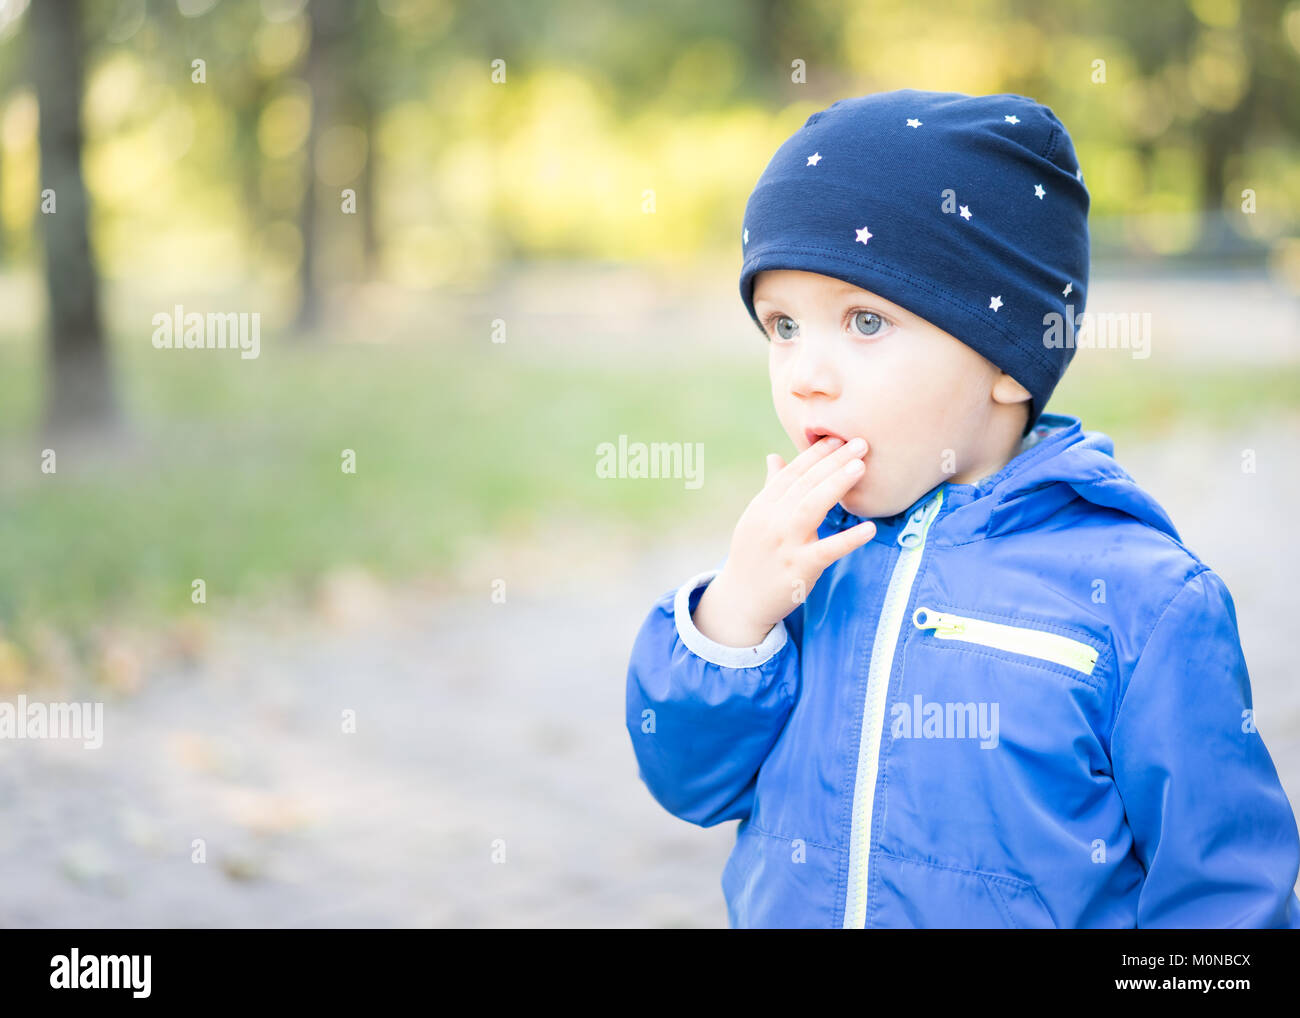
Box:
[0, 0, 1298, 650]
[1, 0, 1297, 297]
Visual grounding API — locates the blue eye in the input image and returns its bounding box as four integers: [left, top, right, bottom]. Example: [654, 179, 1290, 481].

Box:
[853, 311, 885, 336]
[765, 314, 797, 340]
[763, 310, 889, 341]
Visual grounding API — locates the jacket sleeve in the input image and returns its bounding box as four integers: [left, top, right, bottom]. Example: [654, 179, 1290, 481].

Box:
[1110, 566, 1300, 928]
[626, 567, 801, 827]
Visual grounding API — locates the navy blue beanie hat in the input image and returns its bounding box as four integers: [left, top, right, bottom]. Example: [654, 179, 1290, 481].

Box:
[739, 88, 1090, 437]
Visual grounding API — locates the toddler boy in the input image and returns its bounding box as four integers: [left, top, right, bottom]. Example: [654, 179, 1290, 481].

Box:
[625, 89, 1300, 928]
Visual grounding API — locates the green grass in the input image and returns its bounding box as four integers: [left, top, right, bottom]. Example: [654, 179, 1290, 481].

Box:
[1051, 356, 1300, 441]
[1, 330, 1296, 646]
[0, 332, 783, 640]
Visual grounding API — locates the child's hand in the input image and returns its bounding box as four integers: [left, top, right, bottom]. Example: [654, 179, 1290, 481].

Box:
[692, 436, 878, 647]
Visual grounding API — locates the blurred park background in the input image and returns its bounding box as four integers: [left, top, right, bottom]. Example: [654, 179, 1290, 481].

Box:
[0, 0, 1298, 927]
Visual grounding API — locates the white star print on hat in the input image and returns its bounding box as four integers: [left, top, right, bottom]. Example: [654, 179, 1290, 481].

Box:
[1004, 114, 1020, 124]
[743, 227, 748, 244]
[989, 295, 1003, 311]
[959, 205, 972, 220]
[855, 225, 873, 245]
[807, 152, 822, 166]
[1062, 281, 1073, 297]
[906, 118, 922, 128]
[1034, 184, 1046, 199]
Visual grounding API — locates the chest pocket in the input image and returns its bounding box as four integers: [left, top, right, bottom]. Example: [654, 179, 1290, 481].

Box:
[911, 606, 1100, 677]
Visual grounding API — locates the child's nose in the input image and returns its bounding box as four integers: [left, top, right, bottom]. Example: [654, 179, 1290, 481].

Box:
[788, 342, 841, 398]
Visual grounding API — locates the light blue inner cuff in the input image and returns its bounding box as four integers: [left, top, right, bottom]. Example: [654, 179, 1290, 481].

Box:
[672, 569, 788, 668]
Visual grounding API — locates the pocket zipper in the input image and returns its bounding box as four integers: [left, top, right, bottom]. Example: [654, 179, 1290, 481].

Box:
[912, 606, 1099, 676]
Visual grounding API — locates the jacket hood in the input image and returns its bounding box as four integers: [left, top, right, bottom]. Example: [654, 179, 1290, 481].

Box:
[830, 413, 1182, 545]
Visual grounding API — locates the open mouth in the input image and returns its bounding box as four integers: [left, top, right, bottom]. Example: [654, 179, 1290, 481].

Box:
[804, 427, 848, 448]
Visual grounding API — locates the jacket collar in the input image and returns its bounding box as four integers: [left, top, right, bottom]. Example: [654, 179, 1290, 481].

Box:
[827, 413, 1181, 546]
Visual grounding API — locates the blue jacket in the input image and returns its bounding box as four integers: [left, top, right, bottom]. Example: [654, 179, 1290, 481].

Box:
[626, 413, 1300, 928]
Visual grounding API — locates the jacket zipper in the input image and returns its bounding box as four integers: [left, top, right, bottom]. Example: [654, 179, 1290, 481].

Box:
[842, 486, 944, 929]
[911, 607, 1099, 675]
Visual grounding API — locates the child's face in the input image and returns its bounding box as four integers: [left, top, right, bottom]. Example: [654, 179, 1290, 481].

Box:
[754, 269, 1031, 520]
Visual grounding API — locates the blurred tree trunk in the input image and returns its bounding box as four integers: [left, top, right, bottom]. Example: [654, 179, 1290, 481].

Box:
[296, 0, 348, 332]
[354, 0, 379, 280]
[752, 0, 786, 94]
[233, 78, 271, 275]
[296, 9, 322, 333]
[1193, 9, 1264, 254]
[358, 83, 378, 279]
[30, 0, 116, 434]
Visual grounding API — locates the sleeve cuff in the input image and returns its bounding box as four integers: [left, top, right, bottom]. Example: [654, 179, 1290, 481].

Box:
[672, 569, 788, 668]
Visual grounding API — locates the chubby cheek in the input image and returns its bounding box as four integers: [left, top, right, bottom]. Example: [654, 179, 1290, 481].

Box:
[769, 372, 802, 445]
[924, 360, 989, 429]
[835, 440, 914, 519]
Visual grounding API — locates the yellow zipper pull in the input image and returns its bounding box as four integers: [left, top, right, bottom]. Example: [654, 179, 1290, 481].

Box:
[912, 606, 963, 635]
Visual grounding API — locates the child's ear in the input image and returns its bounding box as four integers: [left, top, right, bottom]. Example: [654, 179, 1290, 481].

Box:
[991, 371, 1032, 406]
